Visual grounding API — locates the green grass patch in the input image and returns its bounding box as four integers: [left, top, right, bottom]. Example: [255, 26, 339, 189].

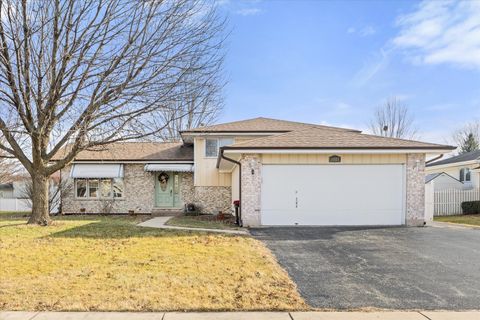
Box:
[0, 215, 306, 311]
[434, 214, 480, 226]
[166, 215, 241, 230]
[0, 211, 30, 218]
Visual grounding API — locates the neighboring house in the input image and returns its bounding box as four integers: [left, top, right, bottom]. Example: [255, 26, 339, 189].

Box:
[0, 180, 28, 199]
[425, 172, 464, 191]
[426, 150, 480, 189]
[0, 178, 31, 212]
[52, 117, 454, 227]
[0, 183, 13, 198]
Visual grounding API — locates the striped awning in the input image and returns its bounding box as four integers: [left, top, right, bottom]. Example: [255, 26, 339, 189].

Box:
[70, 164, 124, 178]
[144, 164, 194, 172]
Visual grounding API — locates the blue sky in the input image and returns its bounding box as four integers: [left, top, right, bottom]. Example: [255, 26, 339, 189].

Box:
[217, 0, 480, 144]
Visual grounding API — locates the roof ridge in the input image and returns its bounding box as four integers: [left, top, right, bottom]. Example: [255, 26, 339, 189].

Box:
[183, 117, 361, 133]
[223, 126, 324, 147]
[346, 131, 454, 148]
[223, 125, 455, 150]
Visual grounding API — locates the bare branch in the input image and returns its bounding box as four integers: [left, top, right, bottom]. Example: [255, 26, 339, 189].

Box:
[369, 97, 419, 140]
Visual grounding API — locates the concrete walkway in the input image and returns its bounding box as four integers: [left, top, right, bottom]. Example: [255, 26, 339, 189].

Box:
[1, 311, 479, 320]
[137, 216, 249, 235]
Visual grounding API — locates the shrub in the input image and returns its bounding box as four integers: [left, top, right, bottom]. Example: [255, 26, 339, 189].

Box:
[461, 201, 480, 215]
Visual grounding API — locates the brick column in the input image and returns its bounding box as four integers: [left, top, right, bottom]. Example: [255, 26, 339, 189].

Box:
[240, 154, 262, 227]
[406, 153, 426, 226]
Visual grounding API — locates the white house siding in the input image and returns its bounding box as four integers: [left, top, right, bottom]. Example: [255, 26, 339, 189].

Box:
[427, 174, 464, 191]
[426, 163, 479, 189]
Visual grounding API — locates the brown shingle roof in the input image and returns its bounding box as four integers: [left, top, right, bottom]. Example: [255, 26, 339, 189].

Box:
[51, 142, 193, 161]
[223, 127, 455, 150]
[182, 117, 360, 133]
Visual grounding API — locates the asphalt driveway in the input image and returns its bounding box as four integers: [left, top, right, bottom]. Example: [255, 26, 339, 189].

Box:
[250, 224, 480, 310]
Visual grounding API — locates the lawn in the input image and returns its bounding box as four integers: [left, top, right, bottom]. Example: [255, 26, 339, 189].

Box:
[166, 215, 241, 230]
[434, 214, 480, 226]
[0, 215, 306, 312]
[0, 210, 30, 218]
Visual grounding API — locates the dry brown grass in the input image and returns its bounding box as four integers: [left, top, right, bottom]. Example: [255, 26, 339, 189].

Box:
[434, 214, 480, 226]
[0, 215, 307, 311]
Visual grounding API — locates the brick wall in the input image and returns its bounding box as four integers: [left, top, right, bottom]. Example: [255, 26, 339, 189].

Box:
[61, 164, 155, 214]
[240, 154, 262, 227]
[406, 153, 426, 226]
[181, 173, 231, 214]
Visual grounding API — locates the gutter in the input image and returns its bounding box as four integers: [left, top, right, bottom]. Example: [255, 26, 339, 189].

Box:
[426, 154, 444, 165]
[219, 148, 242, 226]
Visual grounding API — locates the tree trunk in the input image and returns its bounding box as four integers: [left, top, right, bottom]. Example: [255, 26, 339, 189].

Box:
[27, 173, 51, 225]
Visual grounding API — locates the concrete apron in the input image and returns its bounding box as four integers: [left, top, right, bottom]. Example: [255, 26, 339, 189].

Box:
[1, 311, 480, 320]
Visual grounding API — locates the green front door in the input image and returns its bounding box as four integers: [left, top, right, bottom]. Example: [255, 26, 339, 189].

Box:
[155, 172, 181, 208]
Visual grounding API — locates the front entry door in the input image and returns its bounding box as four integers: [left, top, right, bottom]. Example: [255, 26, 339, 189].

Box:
[155, 172, 181, 208]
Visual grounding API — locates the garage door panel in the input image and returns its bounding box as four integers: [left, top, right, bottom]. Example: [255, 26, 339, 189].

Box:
[261, 164, 404, 226]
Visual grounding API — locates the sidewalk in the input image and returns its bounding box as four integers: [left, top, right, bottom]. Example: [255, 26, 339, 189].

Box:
[137, 216, 249, 235]
[1, 311, 479, 320]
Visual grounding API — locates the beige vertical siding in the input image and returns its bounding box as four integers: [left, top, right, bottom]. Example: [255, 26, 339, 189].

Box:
[194, 138, 231, 187]
[231, 165, 240, 202]
[261, 153, 407, 164]
[193, 136, 266, 187]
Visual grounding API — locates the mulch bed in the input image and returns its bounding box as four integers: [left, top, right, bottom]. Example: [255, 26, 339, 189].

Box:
[186, 213, 237, 226]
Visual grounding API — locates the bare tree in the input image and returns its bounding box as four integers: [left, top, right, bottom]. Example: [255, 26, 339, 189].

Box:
[22, 177, 73, 215]
[369, 97, 419, 139]
[0, 139, 21, 184]
[0, 155, 20, 184]
[452, 120, 480, 154]
[158, 75, 224, 140]
[0, 0, 226, 225]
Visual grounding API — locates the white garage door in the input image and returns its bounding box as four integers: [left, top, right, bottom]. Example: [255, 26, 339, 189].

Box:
[261, 164, 405, 226]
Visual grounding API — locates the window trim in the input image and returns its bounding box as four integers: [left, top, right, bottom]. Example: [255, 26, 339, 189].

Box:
[204, 138, 234, 158]
[205, 138, 219, 158]
[459, 168, 472, 183]
[75, 178, 124, 199]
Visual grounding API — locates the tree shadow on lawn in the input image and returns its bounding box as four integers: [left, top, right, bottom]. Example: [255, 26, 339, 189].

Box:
[48, 218, 236, 239]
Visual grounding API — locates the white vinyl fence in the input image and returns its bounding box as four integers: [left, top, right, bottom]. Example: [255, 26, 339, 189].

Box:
[0, 198, 32, 212]
[434, 188, 480, 216]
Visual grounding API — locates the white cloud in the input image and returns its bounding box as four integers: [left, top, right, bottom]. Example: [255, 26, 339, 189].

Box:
[393, 0, 480, 69]
[347, 25, 376, 37]
[351, 48, 391, 86]
[359, 26, 376, 37]
[235, 8, 261, 16]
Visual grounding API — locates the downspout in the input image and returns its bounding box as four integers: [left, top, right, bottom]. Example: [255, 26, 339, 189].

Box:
[219, 148, 242, 226]
[426, 154, 444, 165]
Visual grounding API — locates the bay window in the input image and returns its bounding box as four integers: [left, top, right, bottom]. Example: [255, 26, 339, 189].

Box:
[75, 178, 124, 199]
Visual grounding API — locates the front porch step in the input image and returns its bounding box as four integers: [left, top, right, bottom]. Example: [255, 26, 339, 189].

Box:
[151, 208, 183, 217]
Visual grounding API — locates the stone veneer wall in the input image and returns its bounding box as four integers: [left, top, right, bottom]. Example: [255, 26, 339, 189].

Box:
[405, 153, 426, 226]
[239, 154, 262, 227]
[61, 164, 155, 214]
[181, 172, 231, 214]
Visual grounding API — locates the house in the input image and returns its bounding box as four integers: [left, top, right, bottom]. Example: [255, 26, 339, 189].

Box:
[426, 150, 480, 189]
[0, 180, 28, 199]
[425, 172, 464, 191]
[53, 117, 454, 227]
